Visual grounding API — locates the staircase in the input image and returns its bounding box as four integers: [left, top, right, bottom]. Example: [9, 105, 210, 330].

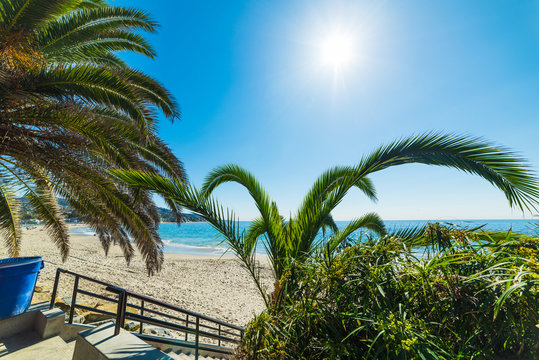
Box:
[165, 352, 224, 360]
[1, 268, 242, 359]
[0, 302, 74, 359]
[0, 332, 74, 360]
[0, 303, 230, 359]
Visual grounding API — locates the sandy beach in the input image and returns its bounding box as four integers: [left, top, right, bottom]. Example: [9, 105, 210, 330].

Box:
[0, 225, 272, 328]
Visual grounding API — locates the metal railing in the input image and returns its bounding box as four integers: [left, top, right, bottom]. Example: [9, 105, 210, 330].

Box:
[50, 268, 244, 358]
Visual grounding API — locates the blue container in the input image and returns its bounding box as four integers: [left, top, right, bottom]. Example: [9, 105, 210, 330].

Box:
[0, 257, 44, 319]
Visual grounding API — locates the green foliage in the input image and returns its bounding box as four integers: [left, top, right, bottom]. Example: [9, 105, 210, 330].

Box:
[0, 0, 184, 273]
[238, 227, 539, 359]
[112, 133, 539, 295]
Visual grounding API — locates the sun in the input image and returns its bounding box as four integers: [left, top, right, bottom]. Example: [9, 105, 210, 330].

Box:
[319, 32, 355, 70]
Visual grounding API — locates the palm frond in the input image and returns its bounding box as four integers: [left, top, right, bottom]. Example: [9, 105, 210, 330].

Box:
[386, 224, 428, 244]
[298, 166, 377, 218]
[26, 180, 69, 260]
[45, 30, 157, 60]
[110, 169, 271, 304]
[245, 217, 267, 254]
[110, 132, 539, 302]
[0, 159, 69, 259]
[355, 133, 539, 211]
[320, 213, 339, 236]
[0, 0, 183, 273]
[328, 212, 386, 252]
[35, 64, 151, 135]
[1, 0, 80, 30]
[0, 178, 20, 256]
[37, 5, 157, 53]
[201, 163, 283, 244]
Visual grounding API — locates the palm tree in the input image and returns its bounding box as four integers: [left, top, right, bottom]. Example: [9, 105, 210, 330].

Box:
[112, 133, 539, 303]
[0, 0, 185, 274]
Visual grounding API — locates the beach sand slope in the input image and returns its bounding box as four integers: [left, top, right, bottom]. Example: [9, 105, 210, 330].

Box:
[0, 225, 272, 327]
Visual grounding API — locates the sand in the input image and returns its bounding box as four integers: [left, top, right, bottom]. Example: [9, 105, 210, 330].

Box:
[0, 225, 272, 328]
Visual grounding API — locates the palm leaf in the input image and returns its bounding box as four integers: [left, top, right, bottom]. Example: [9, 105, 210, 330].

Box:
[26, 181, 69, 260]
[328, 212, 386, 252]
[355, 133, 539, 211]
[1, 0, 80, 30]
[0, 159, 70, 259]
[0, 179, 20, 256]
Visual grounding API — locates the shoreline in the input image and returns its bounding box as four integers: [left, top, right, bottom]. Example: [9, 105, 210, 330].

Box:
[1, 225, 272, 327]
[69, 224, 242, 258]
[71, 219, 538, 258]
[70, 223, 267, 258]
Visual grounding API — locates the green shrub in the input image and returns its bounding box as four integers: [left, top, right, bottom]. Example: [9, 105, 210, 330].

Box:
[237, 227, 539, 359]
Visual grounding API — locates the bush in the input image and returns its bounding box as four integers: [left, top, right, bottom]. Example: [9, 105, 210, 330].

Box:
[237, 226, 539, 359]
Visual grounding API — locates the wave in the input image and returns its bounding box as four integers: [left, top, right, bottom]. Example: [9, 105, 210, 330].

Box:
[69, 226, 96, 237]
[162, 240, 232, 256]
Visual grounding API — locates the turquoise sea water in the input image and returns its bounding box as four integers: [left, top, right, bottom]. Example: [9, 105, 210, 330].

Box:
[70, 219, 538, 256]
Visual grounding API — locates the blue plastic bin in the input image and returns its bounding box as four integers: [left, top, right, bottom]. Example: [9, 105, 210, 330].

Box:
[0, 257, 44, 319]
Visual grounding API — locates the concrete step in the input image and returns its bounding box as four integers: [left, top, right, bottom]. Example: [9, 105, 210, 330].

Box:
[0, 302, 64, 340]
[164, 350, 226, 360]
[73, 322, 173, 359]
[0, 332, 74, 360]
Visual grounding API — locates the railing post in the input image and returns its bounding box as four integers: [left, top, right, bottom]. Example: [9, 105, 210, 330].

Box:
[139, 300, 144, 334]
[185, 315, 189, 341]
[218, 324, 221, 347]
[194, 317, 200, 360]
[50, 269, 61, 310]
[114, 291, 125, 336]
[68, 275, 79, 324]
[120, 292, 127, 330]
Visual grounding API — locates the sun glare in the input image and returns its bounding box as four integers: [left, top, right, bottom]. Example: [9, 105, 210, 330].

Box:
[319, 32, 355, 70]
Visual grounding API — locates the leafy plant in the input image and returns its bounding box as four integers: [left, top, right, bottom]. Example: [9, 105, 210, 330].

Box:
[112, 133, 539, 296]
[0, 0, 184, 273]
[237, 228, 539, 359]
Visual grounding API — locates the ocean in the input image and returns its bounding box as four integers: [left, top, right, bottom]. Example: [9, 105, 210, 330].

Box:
[69, 219, 538, 257]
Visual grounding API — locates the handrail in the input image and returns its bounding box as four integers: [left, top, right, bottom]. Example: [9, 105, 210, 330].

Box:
[55, 268, 114, 287]
[106, 285, 245, 331]
[49, 267, 245, 359]
[122, 303, 239, 337]
[52, 268, 244, 331]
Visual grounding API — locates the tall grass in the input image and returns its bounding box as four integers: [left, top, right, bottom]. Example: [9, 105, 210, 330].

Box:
[237, 225, 539, 359]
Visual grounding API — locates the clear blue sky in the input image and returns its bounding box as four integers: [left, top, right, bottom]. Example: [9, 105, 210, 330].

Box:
[117, 0, 539, 220]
